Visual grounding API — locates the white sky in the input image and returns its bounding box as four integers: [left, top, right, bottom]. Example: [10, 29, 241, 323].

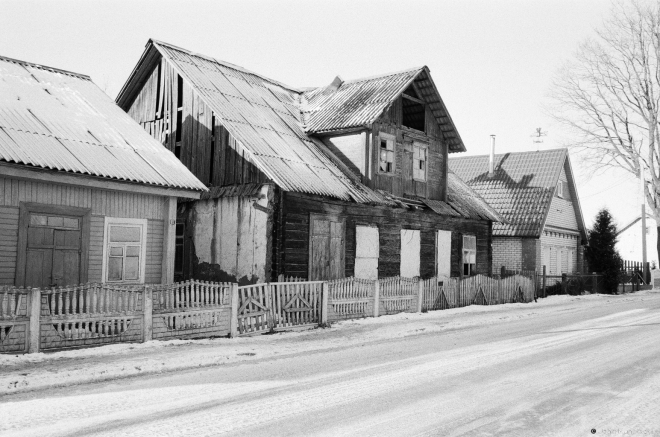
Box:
[0, 0, 652, 261]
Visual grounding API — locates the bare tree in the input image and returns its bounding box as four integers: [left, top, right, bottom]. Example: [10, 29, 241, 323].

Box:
[550, 0, 660, 261]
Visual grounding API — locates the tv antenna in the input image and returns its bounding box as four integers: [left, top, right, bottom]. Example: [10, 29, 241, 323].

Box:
[531, 127, 547, 144]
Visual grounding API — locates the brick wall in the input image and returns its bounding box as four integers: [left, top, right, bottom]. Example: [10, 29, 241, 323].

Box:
[492, 237, 523, 272]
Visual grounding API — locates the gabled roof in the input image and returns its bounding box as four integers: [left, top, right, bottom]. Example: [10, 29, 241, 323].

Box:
[301, 68, 466, 153]
[449, 149, 585, 238]
[116, 40, 492, 221]
[0, 55, 206, 192]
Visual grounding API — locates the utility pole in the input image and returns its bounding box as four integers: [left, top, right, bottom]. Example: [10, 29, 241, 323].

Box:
[640, 157, 648, 282]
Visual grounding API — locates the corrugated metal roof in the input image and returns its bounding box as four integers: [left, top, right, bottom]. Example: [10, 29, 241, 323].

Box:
[0, 55, 207, 192]
[302, 67, 466, 153]
[153, 41, 388, 204]
[449, 149, 568, 237]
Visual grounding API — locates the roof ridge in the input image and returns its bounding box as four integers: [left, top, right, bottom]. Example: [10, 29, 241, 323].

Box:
[303, 66, 426, 93]
[449, 148, 568, 160]
[150, 39, 303, 94]
[0, 55, 91, 81]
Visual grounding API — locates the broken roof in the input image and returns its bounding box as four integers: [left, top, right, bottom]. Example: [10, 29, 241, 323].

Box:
[0, 55, 207, 192]
[449, 149, 585, 237]
[116, 39, 493, 220]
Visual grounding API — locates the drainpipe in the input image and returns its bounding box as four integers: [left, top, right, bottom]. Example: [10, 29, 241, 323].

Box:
[488, 135, 496, 177]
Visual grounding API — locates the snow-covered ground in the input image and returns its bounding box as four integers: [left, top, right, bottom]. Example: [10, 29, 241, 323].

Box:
[2, 291, 660, 436]
[0, 292, 651, 396]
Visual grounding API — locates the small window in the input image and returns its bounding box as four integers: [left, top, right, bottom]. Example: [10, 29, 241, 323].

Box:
[462, 235, 476, 276]
[379, 135, 395, 173]
[557, 181, 564, 198]
[103, 218, 147, 284]
[413, 143, 427, 181]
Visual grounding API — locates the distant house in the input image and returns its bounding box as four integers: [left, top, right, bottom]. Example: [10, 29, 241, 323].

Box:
[0, 55, 206, 288]
[450, 149, 587, 275]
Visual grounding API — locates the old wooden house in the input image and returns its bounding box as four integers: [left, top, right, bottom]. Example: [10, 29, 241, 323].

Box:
[116, 40, 501, 284]
[0, 55, 206, 288]
[450, 149, 587, 275]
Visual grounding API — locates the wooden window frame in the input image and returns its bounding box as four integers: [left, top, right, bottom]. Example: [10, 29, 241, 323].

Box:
[101, 217, 148, 284]
[16, 202, 91, 287]
[462, 234, 477, 276]
[378, 133, 396, 175]
[556, 181, 564, 198]
[412, 142, 428, 182]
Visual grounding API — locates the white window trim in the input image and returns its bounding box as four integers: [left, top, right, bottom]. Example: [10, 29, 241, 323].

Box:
[101, 217, 148, 284]
[378, 132, 396, 175]
[462, 235, 477, 276]
[412, 142, 428, 182]
[557, 181, 564, 198]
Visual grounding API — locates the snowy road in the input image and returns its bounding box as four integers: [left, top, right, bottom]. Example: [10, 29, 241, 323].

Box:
[2, 292, 660, 436]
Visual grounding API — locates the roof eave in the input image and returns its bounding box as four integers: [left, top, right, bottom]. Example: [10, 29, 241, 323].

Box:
[116, 40, 162, 110]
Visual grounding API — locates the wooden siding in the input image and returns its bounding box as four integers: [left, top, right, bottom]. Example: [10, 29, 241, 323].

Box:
[321, 133, 367, 178]
[545, 165, 579, 231]
[126, 58, 269, 187]
[0, 176, 166, 285]
[370, 96, 446, 200]
[279, 192, 491, 280]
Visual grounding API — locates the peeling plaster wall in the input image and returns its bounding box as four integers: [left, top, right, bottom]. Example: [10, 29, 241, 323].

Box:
[191, 185, 270, 284]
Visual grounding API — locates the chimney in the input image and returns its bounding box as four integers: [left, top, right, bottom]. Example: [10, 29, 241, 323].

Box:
[488, 135, 496, 177]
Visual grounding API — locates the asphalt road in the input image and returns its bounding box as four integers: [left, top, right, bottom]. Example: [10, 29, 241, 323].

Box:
[3, 293, 660, 437]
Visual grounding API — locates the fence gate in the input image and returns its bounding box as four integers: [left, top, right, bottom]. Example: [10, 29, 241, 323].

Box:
[236, 281, 324, 335]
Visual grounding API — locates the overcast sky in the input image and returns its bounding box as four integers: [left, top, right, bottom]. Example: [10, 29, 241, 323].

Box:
[1, 0, 652, 261]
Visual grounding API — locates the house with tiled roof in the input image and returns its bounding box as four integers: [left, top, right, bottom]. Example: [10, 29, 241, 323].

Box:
[449, 149, 587, 275]
[116, 39, 501, 284]
[0, 55, 206, 289]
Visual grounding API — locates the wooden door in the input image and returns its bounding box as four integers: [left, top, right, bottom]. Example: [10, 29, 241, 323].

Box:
[309, 215, 345, 280]
[24, 213, 82, 288]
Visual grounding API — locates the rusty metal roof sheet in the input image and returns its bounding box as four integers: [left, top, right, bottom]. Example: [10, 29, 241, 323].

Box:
[449, 149, 568, 237]
[152, 41, 388, 204]
[302, 67, 466, 153]
[0, 55, 207, 192]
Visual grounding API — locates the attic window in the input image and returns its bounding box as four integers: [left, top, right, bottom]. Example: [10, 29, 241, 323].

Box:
[556, 181, 564, 198]
[402, 85, 425, 132]
[379, 134, 395, 173]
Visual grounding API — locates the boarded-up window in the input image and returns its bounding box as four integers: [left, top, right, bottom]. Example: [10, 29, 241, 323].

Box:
[309, 215, 345, 280]
[462, 235, 476, 276]
[355, 226, 379, 280]
[103, 218, 147, 284]
[400, 229, 420, 277]
[436, 230, 451, 279]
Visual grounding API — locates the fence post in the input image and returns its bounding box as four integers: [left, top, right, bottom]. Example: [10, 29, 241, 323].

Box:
[321, 282, 329, 325]
[417, 278, 424, 313]
[28, 288, 41, 354]
[373, 279, 380, 318]
[561, 273, 567, 294]
[592, 272, 597, 294]
[542, 266, 547, 298]
[142, 285, 153, 342]
[229, 283, 239, 338]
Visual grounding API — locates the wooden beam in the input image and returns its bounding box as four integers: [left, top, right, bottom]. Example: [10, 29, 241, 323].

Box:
[402, 93, 425, 105]
[0, 163, 202, 199]
[161, 196, 177, 284]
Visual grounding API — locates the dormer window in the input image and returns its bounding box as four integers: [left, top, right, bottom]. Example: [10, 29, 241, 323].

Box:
[413, 143, 427, 181]
[379, 134, 395, 173]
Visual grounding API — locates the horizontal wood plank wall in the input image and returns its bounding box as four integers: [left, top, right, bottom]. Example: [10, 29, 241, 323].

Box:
[0, 176, 166, 285]
[371, 96, 445, 201]
[125, 59, 269, 188]
[280, 192, 491, 280]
